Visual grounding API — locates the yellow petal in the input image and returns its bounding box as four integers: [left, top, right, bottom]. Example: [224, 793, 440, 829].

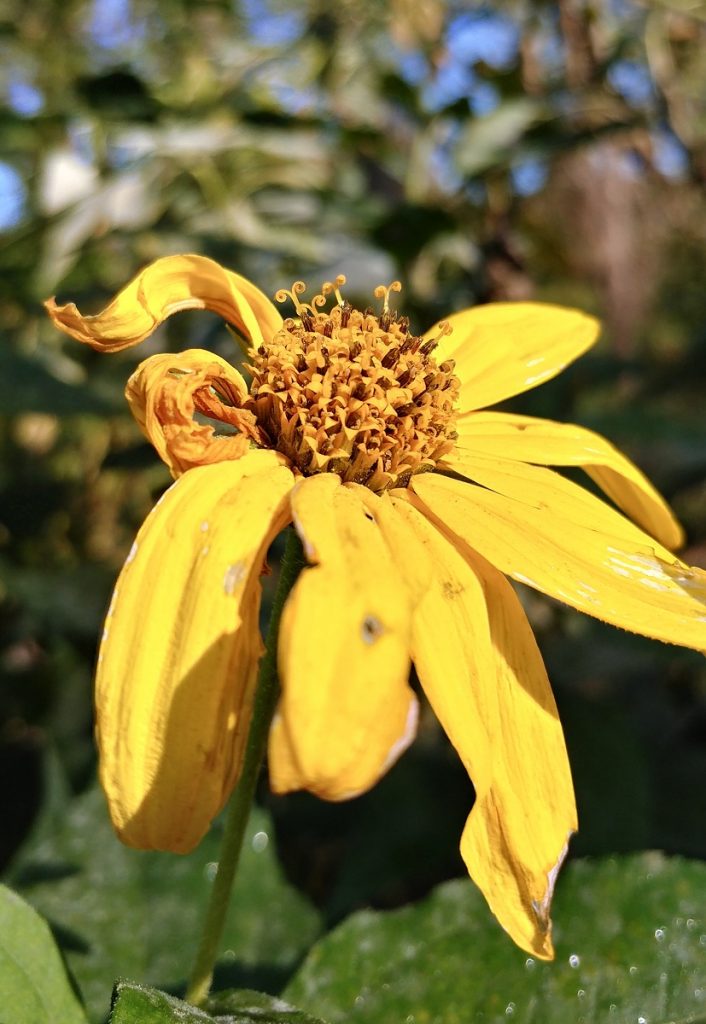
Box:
[356, 487, 434, 601]
[269, 475, 416, 801]
[459, 548, 576, 960]
[390, 492, 576, 958]
[424, 302, 600, 413]
[385, 494, 495, 799]
[44, 253, 282, 352]
[97, 451, 293, 852]
[413, 462, 706, 650]
[454, 412, 683, 549]
[126, 349, 265, 477]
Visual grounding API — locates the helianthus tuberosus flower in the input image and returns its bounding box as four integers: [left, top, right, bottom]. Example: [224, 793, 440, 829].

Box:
[46, 255, 706, 960]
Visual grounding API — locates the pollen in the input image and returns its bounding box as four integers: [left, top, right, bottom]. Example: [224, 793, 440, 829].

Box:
[244, 277, 460, 492]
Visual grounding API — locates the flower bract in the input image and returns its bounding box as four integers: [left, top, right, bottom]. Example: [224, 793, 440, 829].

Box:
[45, 254, 706, 959]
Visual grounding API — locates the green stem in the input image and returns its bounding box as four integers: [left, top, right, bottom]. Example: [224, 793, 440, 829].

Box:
[185, 526, 305, 1007]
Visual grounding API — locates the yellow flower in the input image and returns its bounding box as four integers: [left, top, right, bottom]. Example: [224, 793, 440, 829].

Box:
[45, 255, 706, 960]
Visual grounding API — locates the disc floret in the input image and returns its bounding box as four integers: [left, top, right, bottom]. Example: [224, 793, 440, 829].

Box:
[245, 277, 460, 492]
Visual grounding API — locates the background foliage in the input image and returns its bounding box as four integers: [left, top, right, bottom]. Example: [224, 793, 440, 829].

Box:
[1, 0, 706, 1021]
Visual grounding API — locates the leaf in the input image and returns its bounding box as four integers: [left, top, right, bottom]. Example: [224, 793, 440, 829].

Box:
[454, 99, 542, 177]
[109, 981, 329, 1024]
[109, 981, 212, 1024]
[284, 853, 706, 1024]
[9, 787, 321, 1023]
[206, 986, 331, 1022]
[0, 884, 87, 1024]
[0, 349, 119, 416]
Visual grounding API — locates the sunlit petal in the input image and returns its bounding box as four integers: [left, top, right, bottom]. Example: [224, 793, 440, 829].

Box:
[98, 451, 293, 852]
[458, 549, 577, 960]
[454, 411, 683, 549]
[269, 475, 416, 801]
[424, 302, 599, 413]
[387, 493, 575, 958]
[413, 462, 706, 649]
[126, 349, 266, 477]
[385, 494, 495, 800]
[44, 253, 283, 352]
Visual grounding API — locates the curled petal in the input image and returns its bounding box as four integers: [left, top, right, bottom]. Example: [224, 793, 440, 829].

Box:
[126, 349, 266, 477]
[45, 253, 283, 352]
[424, 302, 600, 413]
[454, 412, 683, 549]
[97, 452, 293, 852]
[269, 475, 416, 801]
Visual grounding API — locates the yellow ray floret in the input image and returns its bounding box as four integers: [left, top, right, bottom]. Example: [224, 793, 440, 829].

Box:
[414, 457, 706, 649]
[425, 302, 600, 414]
[384, 493, 576, 958]
[97, 451, 293, 851]
[45, 253, 283, 352]
[269, 474, 417, 801]
[454, 411, 683, 549]
[126, 349, 265, 477]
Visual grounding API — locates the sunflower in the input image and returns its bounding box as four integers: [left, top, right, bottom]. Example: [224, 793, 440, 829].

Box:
[45, 255, 706, 960]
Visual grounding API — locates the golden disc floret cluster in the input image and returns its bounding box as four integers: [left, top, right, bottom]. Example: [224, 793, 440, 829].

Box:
[244, 276, 460, 493]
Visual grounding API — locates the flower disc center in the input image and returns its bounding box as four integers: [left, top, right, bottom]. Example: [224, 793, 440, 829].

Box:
[246, 279, 460, 492]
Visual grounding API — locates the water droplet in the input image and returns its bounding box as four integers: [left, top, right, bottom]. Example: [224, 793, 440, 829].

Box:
[577, 989, 586, 999]
[525, 957, 536, 970]
[609, 1006, 617, 1014]
[569, 953, 580, 968]
[700, 935, 706, 946]
[404, 1016, 415, 1024]
[695, 988, 705, 1001]
[505, 1003, 516, 1016]
[354, 995, 365, 1008]
[637, 1016, 648, 1024]
[629, 965, 639, 976]
[204, 861, 218, 881]
[686, 918, 696, 930]
[654, 927, 665, 941]
[251, 830, 268, 852]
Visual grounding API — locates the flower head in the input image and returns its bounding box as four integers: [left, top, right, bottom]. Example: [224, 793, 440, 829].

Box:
[46, 255, 706, 960]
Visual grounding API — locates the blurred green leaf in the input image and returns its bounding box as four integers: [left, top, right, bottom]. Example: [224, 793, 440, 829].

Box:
[285, 853, 706, 1024]
[110, 981, 329, 1024]
[9, 788, 321, 1023]
[454, 99, 542, 177]
[0, 883, 87, 1024]
[0, 349, 119, 416]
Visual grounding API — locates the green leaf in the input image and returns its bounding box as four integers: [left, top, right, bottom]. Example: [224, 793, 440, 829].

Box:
[454, 99, 542, 177]
[9, 788, 321, 1023]
[0, 884, 87, 1024]
[109, 981, 329, 1024]
[285, 853, 706, 1024]
[109, 981, 212, 1024]
[0, 349, 118, 416]
[206, 987, 330, 1022]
